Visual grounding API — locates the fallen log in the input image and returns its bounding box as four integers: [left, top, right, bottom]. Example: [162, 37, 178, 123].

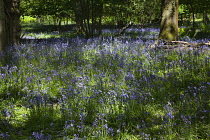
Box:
[163, 40, 210, 48]
[149, 40, 210, 50]
[170, 41, 189, 44]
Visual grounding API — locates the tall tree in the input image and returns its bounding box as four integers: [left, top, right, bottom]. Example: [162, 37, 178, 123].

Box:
[0, 0, 21, 52]
[0, 0, 7, 52]
[72, 0, 103, 38]
[158, 0, 178, 41]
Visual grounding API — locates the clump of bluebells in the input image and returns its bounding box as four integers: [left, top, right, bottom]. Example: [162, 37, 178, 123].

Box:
[0, 27, 210, 139]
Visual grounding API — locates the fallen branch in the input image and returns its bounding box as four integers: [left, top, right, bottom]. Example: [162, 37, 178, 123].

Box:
[170, 41, 189, 44]
[163, 40, 210, 48]
[170, 41, 210, 46]
[149, 40, 210, 50]
[115, 21, 134, 36]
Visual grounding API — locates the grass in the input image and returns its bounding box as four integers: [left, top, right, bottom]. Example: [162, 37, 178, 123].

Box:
[0, 23, 210, 139]
[21, 22, 78, 39]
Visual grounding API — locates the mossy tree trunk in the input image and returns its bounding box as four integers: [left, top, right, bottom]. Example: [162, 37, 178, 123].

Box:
[158, 0, 178, 41]
[0, 0, 21, 52]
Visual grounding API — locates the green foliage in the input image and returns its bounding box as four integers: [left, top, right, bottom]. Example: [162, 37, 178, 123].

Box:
[179, 23, 210, 39]
[200, 23, 210, 32]
[20, 16, 36, 23]
[20, 0, 162, 28]
[103, 0, 161, 25]
[179, 27, 194, 37]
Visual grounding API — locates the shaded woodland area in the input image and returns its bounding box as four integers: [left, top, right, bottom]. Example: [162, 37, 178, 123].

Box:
[1, 0, 210, 50]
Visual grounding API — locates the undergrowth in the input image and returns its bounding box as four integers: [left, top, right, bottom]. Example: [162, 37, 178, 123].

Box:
[0, 26, 210, 139]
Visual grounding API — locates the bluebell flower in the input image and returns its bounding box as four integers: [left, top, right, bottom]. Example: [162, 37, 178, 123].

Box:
[32, 132, 43, 140]
[0, 132, 10, 139]
[1, 108, 12, 118]
[165, 112, 174, 119]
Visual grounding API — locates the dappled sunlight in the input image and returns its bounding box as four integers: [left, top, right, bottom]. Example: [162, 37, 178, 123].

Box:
[0, 26, 210, 139]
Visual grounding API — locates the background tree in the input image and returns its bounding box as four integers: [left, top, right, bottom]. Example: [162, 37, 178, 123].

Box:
[179, 0, 210, 26]
[103, 0, 161, 27]
[19, 0, 162, 38]
[0, 0, 21, 52]
[158, 0, 179, 41]
[0, 0, 7, 52]
[72, 0, 104, 38]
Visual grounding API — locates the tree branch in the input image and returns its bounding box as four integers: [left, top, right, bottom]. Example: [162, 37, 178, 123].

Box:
[115, 21, 134, 36]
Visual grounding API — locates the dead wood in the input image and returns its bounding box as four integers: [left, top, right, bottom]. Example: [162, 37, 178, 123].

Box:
[115, 21, 134, 36]
[149, 40, 210, 51]
[166, 40, 210, 46]
[163, 40, 210, 49]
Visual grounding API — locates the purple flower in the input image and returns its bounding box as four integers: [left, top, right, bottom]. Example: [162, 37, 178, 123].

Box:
[0, 74, 6, 79]
[1, 108, 12, 118]
[108, 127, 114, 136]
[0, 132, 10, 139]
[165, 112, 174, 119]
[31, 132, 52, 140]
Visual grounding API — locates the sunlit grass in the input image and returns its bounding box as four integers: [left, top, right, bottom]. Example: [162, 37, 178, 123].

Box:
[20, 16, 37, 23]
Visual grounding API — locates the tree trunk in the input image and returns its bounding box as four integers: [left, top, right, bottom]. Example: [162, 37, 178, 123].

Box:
[97, 3, 103, 36]
[0, 0, 21, 52]
[0, 0, 7, 52]
[203, 10, 210, 25]
[73, 0, 103, 39]
[158, 0, 178, 41]
[192, 11, 195, 30]
[58, 18, 62, 32]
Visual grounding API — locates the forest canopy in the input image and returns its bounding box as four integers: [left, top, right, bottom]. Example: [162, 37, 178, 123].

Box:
[19, 0, 210, 38]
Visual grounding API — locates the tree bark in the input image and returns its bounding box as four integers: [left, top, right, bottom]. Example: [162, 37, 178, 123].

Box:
[0, 0, 7, 52]
[203, 10, 210, 25]
[158, 0, 178, 41]
[73, 0, 103, 39]
[0, 0, 21, 52]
